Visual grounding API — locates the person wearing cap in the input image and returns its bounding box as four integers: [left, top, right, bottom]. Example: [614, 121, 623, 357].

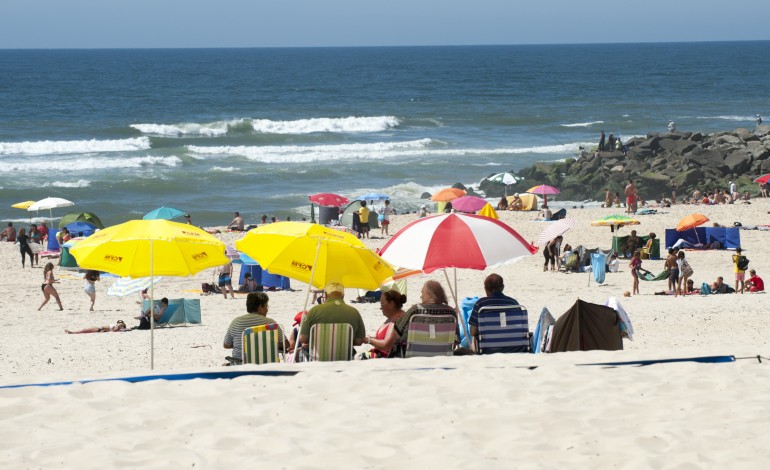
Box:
[183, 213, 192, 225]
[298, 282, 366, 350]
[223, 292, 287, 364]
[728, 181, 738, 202]
[419, 205, 428, 218]
[507, 193, 523, 211]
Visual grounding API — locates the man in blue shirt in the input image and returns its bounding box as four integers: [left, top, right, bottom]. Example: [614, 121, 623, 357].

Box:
[468, 274, 529, 353]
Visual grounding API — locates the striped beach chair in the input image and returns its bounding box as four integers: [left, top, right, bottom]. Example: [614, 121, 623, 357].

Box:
[405, 314, 456, 358]
[242, 324, 284, 365]
[475, 304, 530, 354]
[308, 323, 354, 362]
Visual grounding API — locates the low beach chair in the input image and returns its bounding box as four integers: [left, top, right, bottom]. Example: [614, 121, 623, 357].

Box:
[404, 314, 456, 358]
[153, 304, 179, 328]
[307, 323, 354, 362]
[474, 304, 530, 354]
[242, 324, 284, 365]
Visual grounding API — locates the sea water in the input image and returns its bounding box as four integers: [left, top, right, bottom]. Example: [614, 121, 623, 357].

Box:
[1, 42, 769, 226]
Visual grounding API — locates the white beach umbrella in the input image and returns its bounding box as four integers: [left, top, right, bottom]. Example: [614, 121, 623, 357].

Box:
[535, 218, 577, 247]
[27, 197, 75, 225]
[107, 276, 164, 297]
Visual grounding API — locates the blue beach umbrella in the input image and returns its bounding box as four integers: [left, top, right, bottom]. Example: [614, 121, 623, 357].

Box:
[143, 206, 186, 221]
[356, 192, 390, 201]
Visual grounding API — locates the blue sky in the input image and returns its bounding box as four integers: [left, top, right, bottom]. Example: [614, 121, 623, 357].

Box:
[2, 0, 769, 49]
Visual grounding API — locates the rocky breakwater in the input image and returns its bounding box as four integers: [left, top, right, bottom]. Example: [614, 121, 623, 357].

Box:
[487, 127, 770, 201]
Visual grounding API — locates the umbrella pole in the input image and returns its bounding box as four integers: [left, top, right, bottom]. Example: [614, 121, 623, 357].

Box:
[443, 268, 471, 347]
[301, 241, 322, 314]
[150, 240, 155, 370]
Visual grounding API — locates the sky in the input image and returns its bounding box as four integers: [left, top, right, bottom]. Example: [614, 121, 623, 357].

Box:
[2, 0, 769, 49]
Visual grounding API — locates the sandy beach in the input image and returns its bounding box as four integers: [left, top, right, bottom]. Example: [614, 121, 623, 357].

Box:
[2, 199, 769, 468]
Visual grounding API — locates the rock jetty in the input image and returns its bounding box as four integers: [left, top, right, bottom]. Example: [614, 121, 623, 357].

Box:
[480, 127, 770, 201]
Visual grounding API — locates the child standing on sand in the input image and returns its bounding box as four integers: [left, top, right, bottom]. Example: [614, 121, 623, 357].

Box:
[629, 251, 650, 295]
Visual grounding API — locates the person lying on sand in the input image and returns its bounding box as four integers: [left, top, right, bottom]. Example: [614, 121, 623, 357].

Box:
[66, 320, 126, 334]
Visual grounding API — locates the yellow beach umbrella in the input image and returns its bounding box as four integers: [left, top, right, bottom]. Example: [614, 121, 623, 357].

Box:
[12, 201, 37, 209]
[236, 222, 395, 310]
[70, 219, 228, 369]
[477, 203, 499, 220]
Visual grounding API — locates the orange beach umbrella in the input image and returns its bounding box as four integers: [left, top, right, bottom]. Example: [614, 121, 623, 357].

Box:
[676, 213, 709, 232]
[431, 188, 466, 202]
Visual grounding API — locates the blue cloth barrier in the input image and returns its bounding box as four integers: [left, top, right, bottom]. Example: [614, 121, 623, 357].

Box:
[459, 296, 479, 348]
[592, 253, 606, 284]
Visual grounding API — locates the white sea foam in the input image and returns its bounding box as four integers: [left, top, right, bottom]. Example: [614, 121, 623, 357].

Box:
[695, 115, 756, 122]
[42, 179, 92, 188]
[561, 120, 604, 128]
[250, 116, 399, 134]
[0, 156, 181, 173]
[187, 139, 592, 164]
[131, 121, 236, 137]
[210, 166, 237, 172]
[0, 137, 151, 156]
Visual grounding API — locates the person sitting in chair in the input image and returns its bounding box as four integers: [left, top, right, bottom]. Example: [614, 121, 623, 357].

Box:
[391, 280, 458, 357]
[468, 274, 527, 354]
[223, 292, 288, 364]
[136, 297, 169, 322]
[625, 230, 641, 257]
[298, 283, 366, 352]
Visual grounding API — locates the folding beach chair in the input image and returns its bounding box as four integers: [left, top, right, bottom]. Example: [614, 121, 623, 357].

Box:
[307, 323, 354, 362]
[474, 304, 530, 354]
[152, 304, 179, 328]
[242, 324, 285, 365]
[404, 314, 457, 358]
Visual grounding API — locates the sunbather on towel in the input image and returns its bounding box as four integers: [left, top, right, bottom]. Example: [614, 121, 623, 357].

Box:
[66, 320, 126, 334]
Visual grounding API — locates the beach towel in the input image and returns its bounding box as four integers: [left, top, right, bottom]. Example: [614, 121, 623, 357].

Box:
[591, 252, 606, 284]
[640, 270, 670, 281]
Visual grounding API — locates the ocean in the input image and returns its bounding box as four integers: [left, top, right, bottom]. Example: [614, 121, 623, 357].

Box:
[1, 41, 769, 227]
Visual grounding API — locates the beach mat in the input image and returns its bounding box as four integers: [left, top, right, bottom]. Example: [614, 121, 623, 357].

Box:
[0, 369, 300, 390]
[578, 355, 736, 367]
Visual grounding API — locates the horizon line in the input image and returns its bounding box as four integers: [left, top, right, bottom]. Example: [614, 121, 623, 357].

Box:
[2, 38, 768, 51]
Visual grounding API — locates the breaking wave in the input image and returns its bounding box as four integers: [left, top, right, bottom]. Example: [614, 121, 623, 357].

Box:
[0, 137, 151, 156]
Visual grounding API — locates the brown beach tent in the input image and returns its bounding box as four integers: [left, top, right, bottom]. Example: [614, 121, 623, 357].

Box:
[549, 299, 623, 352]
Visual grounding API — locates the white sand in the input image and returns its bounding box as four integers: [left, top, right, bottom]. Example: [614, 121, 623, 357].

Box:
[1, 199, 769, 468]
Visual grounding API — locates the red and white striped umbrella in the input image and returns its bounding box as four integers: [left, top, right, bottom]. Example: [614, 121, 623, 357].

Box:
[535, 218, 577, 247]
[379, 213, 537, 273]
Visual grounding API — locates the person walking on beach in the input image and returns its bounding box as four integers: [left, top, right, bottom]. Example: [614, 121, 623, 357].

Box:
[16, 228, 36, 268]
[624, 179, 638, 214]
[83, 270, 100, 311]
[377, 200, 395, 237]
[218, 261, 235, 299]
[598, 131, 606, 152]
[39, 262, 63, 311]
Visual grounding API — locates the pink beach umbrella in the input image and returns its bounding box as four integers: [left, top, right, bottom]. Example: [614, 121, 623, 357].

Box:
[526, 184, 560, 206]
[309, 193, 349, 207]
[450, 195, 489, 213]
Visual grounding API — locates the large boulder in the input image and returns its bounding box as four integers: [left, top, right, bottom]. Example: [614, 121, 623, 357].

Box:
[724, 149, 753, 174]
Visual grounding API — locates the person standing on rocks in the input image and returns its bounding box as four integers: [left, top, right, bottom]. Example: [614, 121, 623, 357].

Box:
[598, 131, 606, 152]
[667, 120, 676, 133]
[755, 114, 762, 132]
[607, 134, 615, 152]
[624, 179, 638, 214]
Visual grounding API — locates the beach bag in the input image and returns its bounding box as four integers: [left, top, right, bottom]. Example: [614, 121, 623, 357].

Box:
[737, 256, 749, 271]
[681, 260, 693, 278]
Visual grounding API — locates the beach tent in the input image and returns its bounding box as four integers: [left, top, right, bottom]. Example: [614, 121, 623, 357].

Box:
[339, 200, 380, 230]
[505, 194, 538, 211]
[141, 298, 201, 326]
[549, 299, 624, 352]
[59, 212, 105, 230]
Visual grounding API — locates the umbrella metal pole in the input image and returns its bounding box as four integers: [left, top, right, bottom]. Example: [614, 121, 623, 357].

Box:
[150, 240, 155, 370]
[443, 268, 471, 347]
